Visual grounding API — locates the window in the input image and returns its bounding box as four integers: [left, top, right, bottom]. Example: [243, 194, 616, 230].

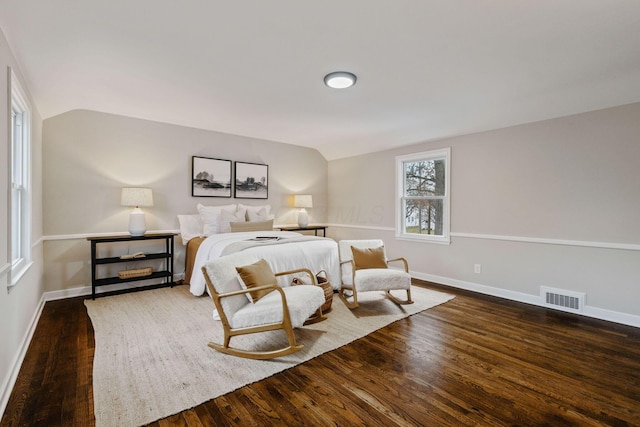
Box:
[9, 70, 32, 285]
[396, 148, 450, 244]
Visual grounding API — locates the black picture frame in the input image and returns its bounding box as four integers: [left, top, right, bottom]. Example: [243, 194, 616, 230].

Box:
[192, 156, 232, 197]
[234, 162, 268, 199]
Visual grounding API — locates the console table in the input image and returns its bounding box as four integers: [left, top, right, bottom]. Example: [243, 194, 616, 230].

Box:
[87, 233, 176, 299]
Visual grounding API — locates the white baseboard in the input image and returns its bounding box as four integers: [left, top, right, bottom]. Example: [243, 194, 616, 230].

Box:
[43, 273, 186, 302]
[412, 271, 640, 328]
[44, 285, 92, 301]
[0, 294, 46, 419]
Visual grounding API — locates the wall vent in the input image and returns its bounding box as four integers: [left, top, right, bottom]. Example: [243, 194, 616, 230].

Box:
[540, 286, 586, 314]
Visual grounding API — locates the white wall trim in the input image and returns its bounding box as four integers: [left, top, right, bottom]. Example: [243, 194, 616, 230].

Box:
[43, 274, 185, 302]
[411, 271, 640, 328]
[327, 223, 395, 232]
[450, 232, 640, 252]
[42, 229, 181, 241]
[44, 285, 92, 301]
[327, 223, 640, 251]
[0, 294, 46, 419]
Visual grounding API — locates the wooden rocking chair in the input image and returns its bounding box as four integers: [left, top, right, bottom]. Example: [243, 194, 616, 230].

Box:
[201, 252, 325, 360]
[338, 239, 414, 309]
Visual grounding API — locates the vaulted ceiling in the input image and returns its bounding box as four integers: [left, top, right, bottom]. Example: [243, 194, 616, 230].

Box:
[1, 1, 639, 160]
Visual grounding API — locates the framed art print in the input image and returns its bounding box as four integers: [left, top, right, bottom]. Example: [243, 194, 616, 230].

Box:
[234, 162, 268, 199]
[192, 156, 232, 197]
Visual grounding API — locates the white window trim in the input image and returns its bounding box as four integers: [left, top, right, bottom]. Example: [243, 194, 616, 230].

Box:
[8, 68, 32, 287]
[395, 147, 451, 244]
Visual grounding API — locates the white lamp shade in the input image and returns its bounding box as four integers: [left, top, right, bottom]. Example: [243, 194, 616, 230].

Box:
[293, 195, 313, 209]
[121, 187, 154, 207]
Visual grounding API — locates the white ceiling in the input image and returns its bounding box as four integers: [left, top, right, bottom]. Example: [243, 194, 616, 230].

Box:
[1, 1, 639, 160]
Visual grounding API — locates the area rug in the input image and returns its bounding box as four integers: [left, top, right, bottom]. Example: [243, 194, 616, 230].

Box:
[85, 284, 454, 427]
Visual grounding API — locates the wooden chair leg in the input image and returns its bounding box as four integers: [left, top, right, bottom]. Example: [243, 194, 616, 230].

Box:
[209, 321, 305, 360]
[208, 340, 303, 360]
[304, 307, 327, 325]
[386, 289, 414, 305]
[339, 286, 359, 309]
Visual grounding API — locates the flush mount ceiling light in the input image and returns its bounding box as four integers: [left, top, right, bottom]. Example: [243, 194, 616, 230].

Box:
[324, 71, 357, 89]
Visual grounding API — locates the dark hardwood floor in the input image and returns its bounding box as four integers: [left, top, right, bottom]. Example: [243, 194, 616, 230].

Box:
[2, 280, 640, 426]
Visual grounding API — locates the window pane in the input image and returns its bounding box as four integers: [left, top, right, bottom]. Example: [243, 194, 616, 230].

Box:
[404, 199, 444, 236]
[11, 187, 21, 262]
[404, 158, 446, 196]
[10, 70, 32, 282]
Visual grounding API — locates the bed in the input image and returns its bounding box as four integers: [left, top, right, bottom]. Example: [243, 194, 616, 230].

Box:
[179, 204, 340, 297]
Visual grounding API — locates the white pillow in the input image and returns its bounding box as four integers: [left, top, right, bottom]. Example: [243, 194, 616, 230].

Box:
[218, 209, 246, 233]
[197, 203, 237, 236]
[247, 207, 275, 222]
[177, 214, 203, 245]
[238, 204, 273, 221]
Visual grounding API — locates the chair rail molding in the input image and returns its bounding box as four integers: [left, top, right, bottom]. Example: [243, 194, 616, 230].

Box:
[328, 223, 640, 251]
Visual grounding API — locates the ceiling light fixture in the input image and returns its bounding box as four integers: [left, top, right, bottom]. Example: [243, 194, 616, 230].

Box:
[324, 71, 357, 89]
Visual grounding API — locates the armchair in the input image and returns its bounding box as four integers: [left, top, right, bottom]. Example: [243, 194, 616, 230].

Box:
[201, 252, 325, 359]
[338, 239, 413, 309]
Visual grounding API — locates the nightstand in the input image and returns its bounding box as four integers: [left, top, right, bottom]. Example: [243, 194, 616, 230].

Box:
[278, 225, 327, 237]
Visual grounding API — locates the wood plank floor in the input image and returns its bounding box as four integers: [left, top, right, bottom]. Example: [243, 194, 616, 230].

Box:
[2, 280, 640, 426]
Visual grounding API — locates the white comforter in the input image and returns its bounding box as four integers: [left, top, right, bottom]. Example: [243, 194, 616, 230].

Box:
[189, 231, 340, 296]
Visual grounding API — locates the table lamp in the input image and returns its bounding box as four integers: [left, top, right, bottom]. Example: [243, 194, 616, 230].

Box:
[121, 187, 153, 236]
[293, 194, 312, 227]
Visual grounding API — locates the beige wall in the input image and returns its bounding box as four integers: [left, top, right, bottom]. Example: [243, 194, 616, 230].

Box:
[42, 110, 328, 292]
[328, 103, 640, 323]
[0, 28, 44, 415]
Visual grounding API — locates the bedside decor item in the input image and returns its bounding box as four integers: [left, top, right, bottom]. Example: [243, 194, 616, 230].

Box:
[291, 269, 333, 315]
[121, 187, 154, 236]
[294, 194, 312, 227]
[234, 162, 268, 199]
[192, 156, 232, 198]
[118, 267, 153, 279]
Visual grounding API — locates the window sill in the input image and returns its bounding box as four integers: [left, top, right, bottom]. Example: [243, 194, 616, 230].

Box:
[8, 260, 34, 291]
[395, 234, 451, 245]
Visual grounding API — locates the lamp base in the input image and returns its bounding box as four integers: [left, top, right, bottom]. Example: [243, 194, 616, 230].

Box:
[297, 209, 309, 227]
[129, 208, 147, 236]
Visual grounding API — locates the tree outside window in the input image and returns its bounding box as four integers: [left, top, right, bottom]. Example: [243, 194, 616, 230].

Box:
[396, 148, 450, 243]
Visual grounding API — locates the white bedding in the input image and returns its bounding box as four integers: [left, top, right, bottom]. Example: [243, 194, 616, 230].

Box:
[189, 230, 340, 296]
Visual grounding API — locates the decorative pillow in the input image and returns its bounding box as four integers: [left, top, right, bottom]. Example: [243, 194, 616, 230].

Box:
[218, 209, 246, 233]
[235, 259, 277, 303]
[177, 214, 203, 245]
[197, 203, 237, 235]
[230, 219, 274, 232]
[247, 207, 275, 222]
[351, 245, 388, 270]
[239, 203, 273, 221]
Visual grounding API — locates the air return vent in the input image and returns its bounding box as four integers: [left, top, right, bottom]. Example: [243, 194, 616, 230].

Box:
[540, 286, 586, 314]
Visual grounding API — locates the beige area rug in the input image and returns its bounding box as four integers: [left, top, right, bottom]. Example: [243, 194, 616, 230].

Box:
[85, 284, 454, 427]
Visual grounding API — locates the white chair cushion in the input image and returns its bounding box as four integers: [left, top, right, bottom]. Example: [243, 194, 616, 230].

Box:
[354, 268, 411, 292]
[202, 252, 260, 318]
[230, 284, 324, 329]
